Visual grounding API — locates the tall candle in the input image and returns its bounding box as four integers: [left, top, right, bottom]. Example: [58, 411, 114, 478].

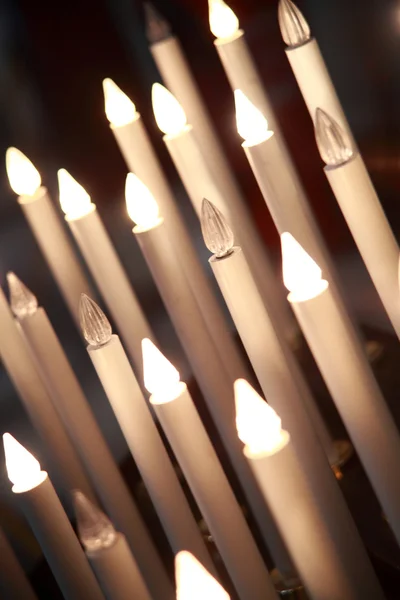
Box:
[3, 435, 104, 600]
[57, 169, 153, 375]
[175, 551, 230, 600]
[0, 527, 38, 600]
[5, 148, 93, 326]
[144, 339, 277, 600]
[283, 233, 400, 546]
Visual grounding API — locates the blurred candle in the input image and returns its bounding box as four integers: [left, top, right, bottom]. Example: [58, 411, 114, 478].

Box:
[175, 551, 230, 600]
[5, 148, 93, 326]
[3, 435, 104, 600]
[0, 527, 38, 600]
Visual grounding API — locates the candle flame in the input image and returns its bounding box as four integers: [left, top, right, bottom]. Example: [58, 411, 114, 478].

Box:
[7, 272, 38, 319]
[142, 338, 181, 401]
[278, 0, 311, 47]
[281, 233, 326, 301]
[79, 294, 113, 347]
[102, 78, 137, 127]
[234, 90, 271, 146]
[201, 199, 234, 257]
[152, 83, 187, 136]
[6, 147, 41, 197]
[58, 169, 93, 220]
[125, 173, 160, 230]
[315, 108, 354, 167]
[208, 0, 239, 40]
[175, 551, 230, 600]
[73, 490, 117, 552]
[3, 433, 43, 492]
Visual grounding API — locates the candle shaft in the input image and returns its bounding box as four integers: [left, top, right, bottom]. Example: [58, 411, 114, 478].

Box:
[0, 527, 37, 600]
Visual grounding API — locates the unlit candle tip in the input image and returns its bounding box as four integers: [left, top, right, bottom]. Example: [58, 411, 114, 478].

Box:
[315, 108, 354, 167]
[73, 490, 117, 552]
[7, 272, 38, 319]
[201, 199, 234, 258]
[278, 0, 311, 47]
[79, 294, 112, 347]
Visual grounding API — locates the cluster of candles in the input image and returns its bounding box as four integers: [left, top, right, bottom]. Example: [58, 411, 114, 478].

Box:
[0, 0, 399, 599]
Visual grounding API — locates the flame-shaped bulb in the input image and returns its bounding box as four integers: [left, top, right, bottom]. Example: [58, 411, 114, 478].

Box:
[6, 148, 42, 197]
[234, 90, 271, 146]
[7, 272, 38, 319]
[102, 78, 137, 127]
[152, 83, 187, 136]
[144, 2, 171, 44]
[142, 338, 181, 401]
[58, 169, 93, 220]
[278, 0, 311, 47]
[3, 433, 44, 492]
[201, 199, 234, 258]
[73, 490, 117, 552]
[315, 108, 354, 167]
[79, 294, 112, 347]
[208, 0, 239, 40]
[281, 232, 327, 301]
[175, 551, 230, 600]
[125, 173, 160, 230]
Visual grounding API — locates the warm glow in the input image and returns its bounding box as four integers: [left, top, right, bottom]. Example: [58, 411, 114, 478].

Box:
[281, 233, 327, 302]
[6, 147, 41, 196]
[125, 173, 160, 229]
[175, 551, 230, 600]
[142, 338, 181, 401]
[58, 169, 94, 220]
[152, 83, 187, 136]
[234, 90, 271, 146]
[208, 0, 239, 40]
[234, 379, 286, 456]
[102, 78, 137, 127]
[3, 433, 45, 493]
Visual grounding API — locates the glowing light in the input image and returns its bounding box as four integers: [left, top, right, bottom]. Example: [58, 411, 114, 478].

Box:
[58, 169, 93, 220]
[278, 0, 311, 47]
[73, 490, 117, 552]
[315, 108, 354, 167]
[201, 199, 234, 257]
[125, 173, 160, 230]
[175, 551, 230, 600]
[142, 338, 181, 400]
[79, 294, 112, 347]
[152, 83, 187, 136]
[208, 0, 239, 40]
[7, 272, 38, 319]
[3, 433, 44, 493]
[102, 78, 137, 127]
[6, 148, 41, 197]
[281, 233, 327, 302]
[234, 90, 271, 146]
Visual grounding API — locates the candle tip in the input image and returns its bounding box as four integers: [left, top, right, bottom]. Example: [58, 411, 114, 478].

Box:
[58, 169, 93, 219]
[5, 147, 41, 197]
[152, 83, 187, 136]
[278, 0, 311, 47]
[73, 490, 117, 552]
[79, 294, 113, 347]
[315, 108, 354, 167]
[3, 433, 43, 491]
[281, 232, 325, 301]
[125, 173, 160, 229]
[7, 272, 38, 319]
[144, 2, 172, 43]
[102, 78, 137, 127]
[208, 0, 239, 40]
[201, 199, 234, 258]
[234, 90, 270, 145]
[175, 551, 230, 599]
[142, 338, 181, 400]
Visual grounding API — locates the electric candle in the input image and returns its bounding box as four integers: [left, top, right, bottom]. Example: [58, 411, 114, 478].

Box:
[57, 168, 153, 374]
[283, 233, 400, 547]
[144, 340, 277, 600]
[5, 148, 93, 326]
[175, 551, 230, 600]
[0, 527, 38, 600]
[74, 491, 152, 600]
[315, 109, 400, 338]
[3, 435, 104, 600]
[80, 293, 213, 583]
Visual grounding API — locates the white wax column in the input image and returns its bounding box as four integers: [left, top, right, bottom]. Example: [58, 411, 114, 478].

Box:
[87, 334, 214, 572]
[290, 283, 400, 546]
[0, 527, 38, 600]
[151, 382, 277, 600]
[0, 288, 93, 499]
[210, 247, 336, 464]
[65, 206, 153, 373]
[325, 154, 400, 338]
[18, 187, 93, 326]
[87, 534, 151, 600]
[110, 114, 248, 381]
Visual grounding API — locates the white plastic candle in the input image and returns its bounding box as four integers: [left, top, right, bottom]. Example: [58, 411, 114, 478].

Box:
[5, 148, 93, 326]
[175, 551, 230, 600]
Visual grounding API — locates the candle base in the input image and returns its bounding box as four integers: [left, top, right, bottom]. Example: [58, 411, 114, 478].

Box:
[271, 569, 308, 599]
[330, 439, 354, 480]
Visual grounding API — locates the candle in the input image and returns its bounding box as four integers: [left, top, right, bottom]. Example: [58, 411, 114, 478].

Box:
[80, 293, 214, 576]
[128, 178, 293, 576]
[0, 527, 38, 600]
[0, 285, 93, 500]
[74, 491, 152, 600]
[5, 148, 93, 326]
[7, 273, 161, 583]
[175, 551, 230, 600]
[235, 380, 371, 600]
[103, 80, 247, 382]
[202, 199, 338, 467]
[3, 434, 104, 600]
[315, 109, 400, 338]
[283, 232, 400, 546]
[144, 339, 277, 600]
[57, 168, 153, 374]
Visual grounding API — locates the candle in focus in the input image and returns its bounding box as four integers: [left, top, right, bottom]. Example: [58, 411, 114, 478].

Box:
[175, 551, 230, 600]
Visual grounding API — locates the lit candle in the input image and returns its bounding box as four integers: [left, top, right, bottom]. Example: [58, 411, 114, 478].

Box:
[283, 232, 400, 547]
[175, 551, 230, 600]
[74, 491, 152, 600]
[57, 168, 153, 374]
[235, 380, 376, 600]
[0, 527, 38, 600]
[144, 340, 277, 600]
[315, 109, 400, 338]
[5, 148, 93, 326]
[3, 434, 104, 600]
[80, 293, 213, 583]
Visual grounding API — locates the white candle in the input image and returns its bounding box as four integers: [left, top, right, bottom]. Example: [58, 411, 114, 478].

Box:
[74, 491, 152, 600]
[315, 109, 400, 338]
[57, 169, 153, 374]
[5, 148, 93, 326]
[0, 527, 38, 600]
[283, 233, 400, 546]
[103, 80, 248, 383]
[3, 435, 104, 600]
[80, 294, 214, 576]
[144, 340, 277, 600]
[235, 380, 377, 600]
[175, 551, 230, 600]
